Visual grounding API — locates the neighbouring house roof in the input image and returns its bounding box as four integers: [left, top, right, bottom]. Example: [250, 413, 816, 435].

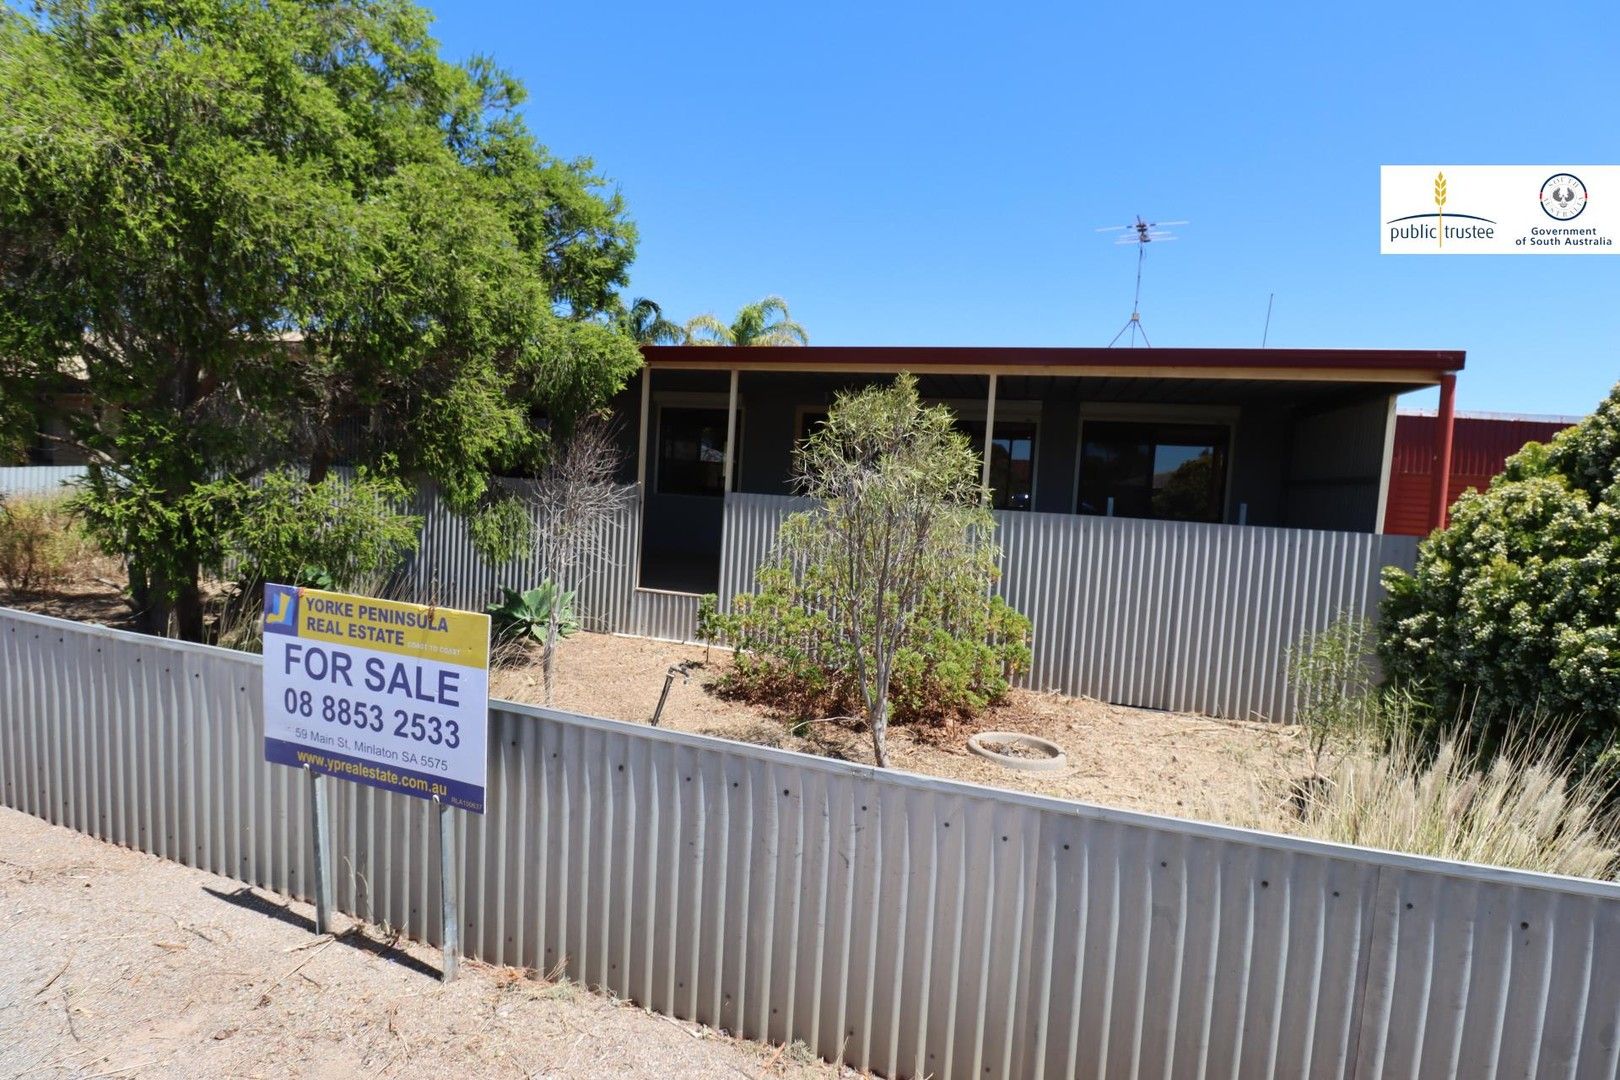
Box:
[640, 345, 1465, 385]
[1399, 408, 1582, 425]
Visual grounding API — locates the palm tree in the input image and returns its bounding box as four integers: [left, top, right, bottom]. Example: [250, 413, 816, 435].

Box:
[620, 297, 686, 345]
[684, 295, 808, 346]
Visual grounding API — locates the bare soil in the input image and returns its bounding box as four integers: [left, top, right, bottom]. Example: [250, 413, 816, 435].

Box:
[0, 807, 844, 1080]
[499, 632, 1305, 820]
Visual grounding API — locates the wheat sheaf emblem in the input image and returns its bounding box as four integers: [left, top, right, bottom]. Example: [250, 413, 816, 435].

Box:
[1434, 171, 1448, 248]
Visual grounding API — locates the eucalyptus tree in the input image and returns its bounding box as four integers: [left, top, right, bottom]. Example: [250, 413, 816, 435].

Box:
[0, 0, 639, 638]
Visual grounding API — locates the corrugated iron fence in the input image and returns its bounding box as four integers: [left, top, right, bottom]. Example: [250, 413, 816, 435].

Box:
[717, 494, 1420, 723]
[397, 483, 699, 644]
[3, 606, 1617, 1078]
[0, 465, 88, 497]
[0, 466, 1420, 717]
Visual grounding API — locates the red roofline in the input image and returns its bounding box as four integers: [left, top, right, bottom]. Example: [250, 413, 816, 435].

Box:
[640, 345, 1465, 380]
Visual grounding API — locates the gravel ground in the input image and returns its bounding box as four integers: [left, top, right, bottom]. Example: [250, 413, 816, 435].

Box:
[0, 807, 844, 1080]
[496, 631, 1305, 820]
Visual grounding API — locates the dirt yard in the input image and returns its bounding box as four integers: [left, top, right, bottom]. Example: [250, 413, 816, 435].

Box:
[0, 807, 844, 1080]
[497, 632, 1305, 820]
[5, 554, 1308, 822]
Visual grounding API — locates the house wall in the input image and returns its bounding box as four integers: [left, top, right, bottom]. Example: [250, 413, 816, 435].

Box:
[1282, 394, 1397, 532]
[612, 371, 1403, 556]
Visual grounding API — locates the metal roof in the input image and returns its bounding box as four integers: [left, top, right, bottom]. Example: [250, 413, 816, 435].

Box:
[641, 345, 1465, 384]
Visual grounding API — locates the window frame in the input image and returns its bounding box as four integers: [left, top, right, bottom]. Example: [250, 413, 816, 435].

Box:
[652, 394, 744, 498]
[928, 398, 1043, 512]
[1073, 403, 1239, 522]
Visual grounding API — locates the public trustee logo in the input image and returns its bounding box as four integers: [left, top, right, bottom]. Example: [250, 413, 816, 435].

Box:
[1386, 170, 1497, 249]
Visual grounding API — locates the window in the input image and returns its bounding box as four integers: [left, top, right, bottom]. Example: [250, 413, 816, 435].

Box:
[1078, 421, 1228, 522]
[796, 410, 829, 444]
[656, 407, 738, 496]
[958, 420, 1037, 511]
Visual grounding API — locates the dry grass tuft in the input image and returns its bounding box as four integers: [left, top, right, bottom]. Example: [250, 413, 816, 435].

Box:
[1234, 727, 1620, 880]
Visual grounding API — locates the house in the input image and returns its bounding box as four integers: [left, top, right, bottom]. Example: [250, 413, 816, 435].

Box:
[1383, 409, 1578, 536]
[608, 345, 1464, 594]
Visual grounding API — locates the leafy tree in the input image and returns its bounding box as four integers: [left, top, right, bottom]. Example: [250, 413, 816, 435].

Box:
[0, 0, 638, 639]
[685, 295, 808, 346]
[708, 374, 1027, 766]
[618, 297, 686, 345]
[1380, 382, 1620, 754]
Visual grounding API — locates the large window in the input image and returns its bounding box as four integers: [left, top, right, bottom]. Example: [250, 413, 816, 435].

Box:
[957, 420, 1037, 511]
[656, 407, 738, 496]
[1078, 421, 1228, 522]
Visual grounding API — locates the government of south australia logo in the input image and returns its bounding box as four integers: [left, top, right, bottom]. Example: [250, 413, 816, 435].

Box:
[1540, 173, 1587, 221]
[1386, 170, 1497, 248]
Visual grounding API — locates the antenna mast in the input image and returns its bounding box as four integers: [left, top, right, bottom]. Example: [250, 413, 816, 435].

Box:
[1095, 215, 1186, 347]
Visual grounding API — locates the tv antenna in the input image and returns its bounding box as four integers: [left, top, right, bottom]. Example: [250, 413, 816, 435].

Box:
[1095, 215, 1186, 347]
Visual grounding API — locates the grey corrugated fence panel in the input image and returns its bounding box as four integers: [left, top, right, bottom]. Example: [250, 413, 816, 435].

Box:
[397, 483, 640, 634]
[0, 465, 88, 497]
[717, 492, 811, 613]
[4, 607, 1618, 1079]
[717, 495, 1420, 723]
[626, 589, 702, 643]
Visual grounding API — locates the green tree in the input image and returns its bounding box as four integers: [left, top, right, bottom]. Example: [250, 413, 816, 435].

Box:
[0, 0, 638, 639]
[618, 297, 686, 345]
[771, 373, 1009, 766]
[685, 295, 809, 346]
[1379, 382, 1620, 753]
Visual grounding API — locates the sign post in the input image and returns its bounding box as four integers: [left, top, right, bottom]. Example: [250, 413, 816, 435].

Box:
[306, 766, 335, 934]
[436, 797, 460, 982]
[262, 583, 489, 981]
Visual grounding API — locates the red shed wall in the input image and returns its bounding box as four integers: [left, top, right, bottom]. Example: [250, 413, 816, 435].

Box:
[1384, 414, 1575, 536]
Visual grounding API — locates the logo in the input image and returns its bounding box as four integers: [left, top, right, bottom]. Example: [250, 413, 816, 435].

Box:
[1386, 170, 1497, 248]
[1540, 173, 1587, 221]
[263, 583, 300, 636]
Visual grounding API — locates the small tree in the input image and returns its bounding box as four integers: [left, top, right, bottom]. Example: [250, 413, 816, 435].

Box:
[781, 373, 999, 766]
[482, 420, 627, 702]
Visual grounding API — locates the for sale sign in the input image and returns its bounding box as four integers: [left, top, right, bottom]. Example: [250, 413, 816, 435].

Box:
[261, 584, 490, 813]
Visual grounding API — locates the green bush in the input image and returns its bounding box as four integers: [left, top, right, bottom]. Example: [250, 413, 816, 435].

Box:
[1379, 382, 1620, 756]
[212, 470, 421, 592]
[0, 495, 92, 597]
[705, 573, 1032, 727]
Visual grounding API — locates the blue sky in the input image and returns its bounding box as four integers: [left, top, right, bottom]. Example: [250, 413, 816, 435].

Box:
[427, 1, 1618, 416]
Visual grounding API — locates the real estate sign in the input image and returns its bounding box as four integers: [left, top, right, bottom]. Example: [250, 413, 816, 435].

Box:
[261, 583, 490, 813]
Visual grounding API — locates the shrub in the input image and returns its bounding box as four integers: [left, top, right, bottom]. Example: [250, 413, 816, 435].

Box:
[212, 470, 421, 592]
[703, 527, 1030, 731]
[1287, 616, 1405, 774]
[0, 495, 92, 597]
[1380, 382, 1620, 756]
[488, 582, 578, 646]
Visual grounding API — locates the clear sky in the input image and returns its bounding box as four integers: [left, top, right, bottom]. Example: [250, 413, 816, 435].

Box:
[426, 1, 1619, 417]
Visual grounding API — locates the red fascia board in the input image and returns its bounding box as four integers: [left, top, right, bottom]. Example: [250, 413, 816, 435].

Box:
[640, 345, 1466, 377]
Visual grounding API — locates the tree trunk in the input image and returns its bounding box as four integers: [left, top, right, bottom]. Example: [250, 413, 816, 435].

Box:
[542, 612, 557, 705]
[870, 689, 890, 768]
[127, 557, 159, 635]
[173, 565, 205, 642]
[307, 446, 331, 486]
